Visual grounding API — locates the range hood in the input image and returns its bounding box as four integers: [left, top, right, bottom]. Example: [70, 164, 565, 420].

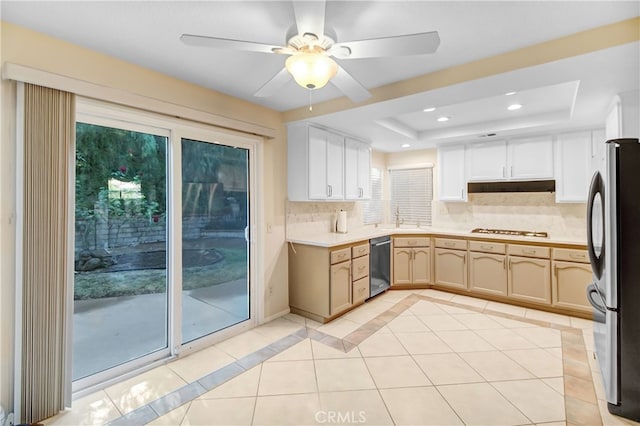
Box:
[467, 180, 555, 193]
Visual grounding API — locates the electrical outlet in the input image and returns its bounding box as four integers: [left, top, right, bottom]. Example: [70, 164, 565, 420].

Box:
[266, 223, 273, 233]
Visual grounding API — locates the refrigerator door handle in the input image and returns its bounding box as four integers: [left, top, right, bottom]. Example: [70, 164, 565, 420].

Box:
[587, 283, 607, 314]
[586, 171, 605, 280]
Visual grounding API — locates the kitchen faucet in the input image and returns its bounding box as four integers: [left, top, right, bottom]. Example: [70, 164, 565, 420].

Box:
[394, 206, 403, 228]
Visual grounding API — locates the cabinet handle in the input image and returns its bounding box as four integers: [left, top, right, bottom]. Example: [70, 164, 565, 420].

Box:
[510, 166, 513, 177]
[554, 264, 558, 277]
[502, 166, 506, 178]
[508, 258, 511, 270]
[523, 249, 536, 255]
[463, 254, 466, 264]
[461, 188, 464, 198]
[481, 245, 494, 250]
[445, 242, 454, 247]
[358, 265, 366, 272]
[503, 257, 506, 269]
[569, 253, 586, 260]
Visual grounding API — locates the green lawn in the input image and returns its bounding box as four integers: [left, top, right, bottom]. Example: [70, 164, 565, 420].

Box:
[74, 246, 247, 300]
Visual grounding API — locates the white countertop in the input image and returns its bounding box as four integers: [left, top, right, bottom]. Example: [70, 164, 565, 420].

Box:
[286, 226, 587, 248]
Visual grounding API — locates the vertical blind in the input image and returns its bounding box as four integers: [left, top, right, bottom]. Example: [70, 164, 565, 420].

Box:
[363, 167, 384, 224]
[21, 83, 74, 423]
[389, 167, 433, 226]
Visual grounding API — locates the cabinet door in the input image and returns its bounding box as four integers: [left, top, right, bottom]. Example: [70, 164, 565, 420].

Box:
[468, 141, 507, 181]
[357, 143, 371, 199]
[326, 132, 345, 200]
[434, 248, 467, 289]
[554, 132, 591, 203]
[330, 261, 351, 315]
[508, 256, 551, 304]
[469, 252, 507, 296]
[412, 247, 431, 284]
[308, 127, 329, 200]
[552, 261, 592, 312]
[344, 139, 371, 200]
[508, 136, 554, 179]
[393, 248, 412, 285]
[591, 129, 606, 178]
[438, 145, 467, 201]
[344, 140, 359, 200]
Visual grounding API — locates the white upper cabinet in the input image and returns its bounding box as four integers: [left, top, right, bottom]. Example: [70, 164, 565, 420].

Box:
[467, 140, 507, 181]
[508, 136, 554, 180]
[437, 145, 467, 201]
[468, 137, 553, 181]
[344, 138, 371, 200]
[591, 129, 606, 176]
[606, 91, 640, 140]
[555, 131, 592, 203]
[288, 123, 370, 201]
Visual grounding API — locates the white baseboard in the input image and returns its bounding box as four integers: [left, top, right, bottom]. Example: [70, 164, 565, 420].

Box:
[262, 308, 291, 324]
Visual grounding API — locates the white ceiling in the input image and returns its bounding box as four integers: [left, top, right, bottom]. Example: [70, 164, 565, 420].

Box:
[3, 1, 639, 152]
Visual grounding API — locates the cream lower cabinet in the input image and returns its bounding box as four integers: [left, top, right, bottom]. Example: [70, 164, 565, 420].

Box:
[434, 238, 468, 290]
[393, 237, 430, 286]
[289, 241, 369, 323]
[469, 241, 507, 296]
[552, 248, 592, 313]
[330, 260, 352, 315]
[507, 248, 551, 305]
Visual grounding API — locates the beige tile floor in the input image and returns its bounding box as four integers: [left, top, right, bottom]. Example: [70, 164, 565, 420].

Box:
[43, 289, 640, 426]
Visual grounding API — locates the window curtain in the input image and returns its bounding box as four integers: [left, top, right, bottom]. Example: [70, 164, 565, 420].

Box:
[21, 83, 74, 423]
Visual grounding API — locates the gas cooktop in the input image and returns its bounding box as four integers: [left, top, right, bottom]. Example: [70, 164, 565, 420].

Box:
[470, 228, 549, 238]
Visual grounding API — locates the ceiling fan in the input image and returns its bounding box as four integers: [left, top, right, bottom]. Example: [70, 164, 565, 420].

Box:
[180, 0, 440, 103]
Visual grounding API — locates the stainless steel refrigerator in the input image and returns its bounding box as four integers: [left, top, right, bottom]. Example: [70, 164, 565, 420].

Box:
[587, 138, 640, 420]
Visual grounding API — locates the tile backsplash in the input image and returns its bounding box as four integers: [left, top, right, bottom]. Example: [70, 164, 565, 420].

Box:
[434, 193, 586, 240]
[286, 193, 587, 241]
[286, 201, 365, 236]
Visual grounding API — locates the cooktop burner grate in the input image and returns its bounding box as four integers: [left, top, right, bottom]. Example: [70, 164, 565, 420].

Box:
[471, 228, 548, 238]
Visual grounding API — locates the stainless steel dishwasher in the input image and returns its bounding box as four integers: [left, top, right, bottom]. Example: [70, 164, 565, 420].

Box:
[370, 236, 391, 298]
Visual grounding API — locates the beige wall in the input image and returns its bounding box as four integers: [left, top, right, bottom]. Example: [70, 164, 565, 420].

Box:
[0, 21, 289, 413]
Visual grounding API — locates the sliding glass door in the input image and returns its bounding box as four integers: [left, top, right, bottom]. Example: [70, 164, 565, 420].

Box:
[72, 99, 257, 391]
[73, 121, 169, 382]
[181, 138, 250, 343]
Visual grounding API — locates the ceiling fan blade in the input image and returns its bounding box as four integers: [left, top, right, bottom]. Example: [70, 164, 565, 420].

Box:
[333, 31, 440, 59]
[292, 0, 325, 38]
[181, 34, 281, 54]
[254, 68, 292, 98]
[330, 66, 371, 103]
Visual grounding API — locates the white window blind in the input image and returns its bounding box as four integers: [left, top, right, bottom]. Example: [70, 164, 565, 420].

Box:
[363, 167, 383, 224]
[389, 166, 433, 226]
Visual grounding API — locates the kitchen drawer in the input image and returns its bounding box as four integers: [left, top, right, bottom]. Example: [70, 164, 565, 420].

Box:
[394, 237, 430, 247]
[352, 243, 370, 258]
[552, 248, 589, 263]
[352, 276, 369, 305]
[435, 238, 467, 250]
[469, 240, 506, 254]
[352, 255, 370, 281]
[508, 244, 550, 259]
[330, 248, 351, 265]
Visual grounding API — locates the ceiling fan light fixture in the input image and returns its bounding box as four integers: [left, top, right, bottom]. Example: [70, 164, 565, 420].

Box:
[285, 50, 338, 90]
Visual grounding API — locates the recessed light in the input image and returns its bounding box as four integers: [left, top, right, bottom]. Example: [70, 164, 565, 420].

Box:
[507, 104, 523, 111]
[505, 91, 516, 96]
[401, 143, 411, 148]
[423, 107, 436, 112]
[437, 116, 450, 122]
